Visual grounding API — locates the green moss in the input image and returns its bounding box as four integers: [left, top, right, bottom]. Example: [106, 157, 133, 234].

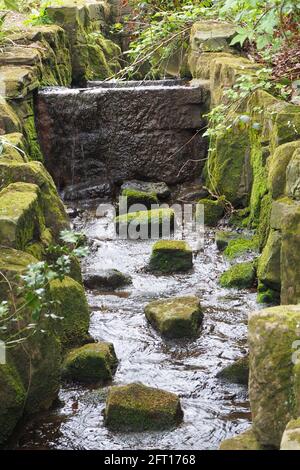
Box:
[248, 134, 268, 228]
[48, 276, 90, 348]
[149, 240, 193, 273]
[215, 230, 239, 251]
[104, 383, 183, 431]
[115, 208, 175, 237]
[121, 188, 159, 211]
[62, 342, 118, 384]
[257, 193, 272, 250]
[145, 296, 203, 338]
[257, 282, 280, 304]
[0, 362, 26, 444]
[217, 356, 249, 385]
[223, 236, 258, 259]
[196, 198, 224, 226]
[219, 261, 256, 289]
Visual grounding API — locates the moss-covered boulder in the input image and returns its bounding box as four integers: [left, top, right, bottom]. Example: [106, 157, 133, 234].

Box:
[204, 126, 252, 207]
[217, 355, 249, 385]
[48, 276, 90, 348]
[104, 383, 183, 431]
[0, 362, 26, 444]
[249, 305, 300, 448]
[62, 342, 118, 384]
[286, 147, 300, 200]
[219, 262, 256, 289]
[0, 159, 69, 240]
[196, 198, 224, 226]
[223, 236, 258, 259]
[215, 230, 239, 251]
[149, 240, 193, 273]
[257, 229, 281, 293]
[280, 418, 300, 450]
[219, 428, 263, 450]
[268, 141, 300, 199]
[121, 188, 159, 211]
[0, 182, 45, 250]
[83, 269, 132, 290]
[115, 209, 175, 238]
[279, 199, 300, 304]
[144, 296, 203, 338]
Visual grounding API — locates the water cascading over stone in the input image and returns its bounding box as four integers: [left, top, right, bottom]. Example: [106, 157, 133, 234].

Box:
[35, 80, 210, 199]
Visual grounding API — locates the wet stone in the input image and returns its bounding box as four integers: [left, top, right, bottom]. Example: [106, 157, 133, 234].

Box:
[149, 240, 193, 273]
[104, 382, 183, 431]
[144, 295, 203, 338]
[83, 269, 132, 290]
[62, 342, 118, 384]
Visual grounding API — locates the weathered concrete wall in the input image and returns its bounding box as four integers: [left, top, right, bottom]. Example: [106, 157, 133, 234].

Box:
[36, 81, 210, 196]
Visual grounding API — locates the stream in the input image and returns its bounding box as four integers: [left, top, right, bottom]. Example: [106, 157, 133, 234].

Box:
[14, 197, 258, 450]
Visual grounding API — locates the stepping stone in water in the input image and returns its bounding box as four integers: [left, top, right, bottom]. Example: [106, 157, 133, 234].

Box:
[83, 269, 132, 290]
[144, 296, 203, 338]
[216, 355, 249, 386]
[62, 342, 118, 384]
[149, 240, 193, 273]
[104, 382, 183, 431]
[120, 180, 171, 200]
[115, 208, 175, 238]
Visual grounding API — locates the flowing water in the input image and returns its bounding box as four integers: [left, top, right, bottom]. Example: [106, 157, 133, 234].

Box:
[14, 199, 258, 450]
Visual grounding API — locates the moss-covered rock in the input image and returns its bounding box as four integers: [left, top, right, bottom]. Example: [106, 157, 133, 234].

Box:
[219, 428, 263, 450]
[196, 198, 224, 226]
[0, 182, 45, 250]
[0, 362, 26, 444]
[219, 261, 256, 289]
[62, 342, 118, 384]
[0, 159, 69, 240]
[223, 236, 258, 259]
[104, 383, 183, 431]
[249, 305, 300, 448]
[48, 276, 90, 348]
[149, 240, 193, 273]
[280, 418, 300, 450]
[286, 147, 300, 200]
[115, 208, 175, 238]
[279, 199, 300, 304]
[121, 188, 159, 211]
[190, 21, 236, 54]
[83, 269, 132, 290]
[217, 355, 249, 385]
[215, 230, 239, 251]
[268, 141, 300, 200]
[204, 126, 252, 208]
[257, 229, 281, 293]
[145, 296, 203, 338]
